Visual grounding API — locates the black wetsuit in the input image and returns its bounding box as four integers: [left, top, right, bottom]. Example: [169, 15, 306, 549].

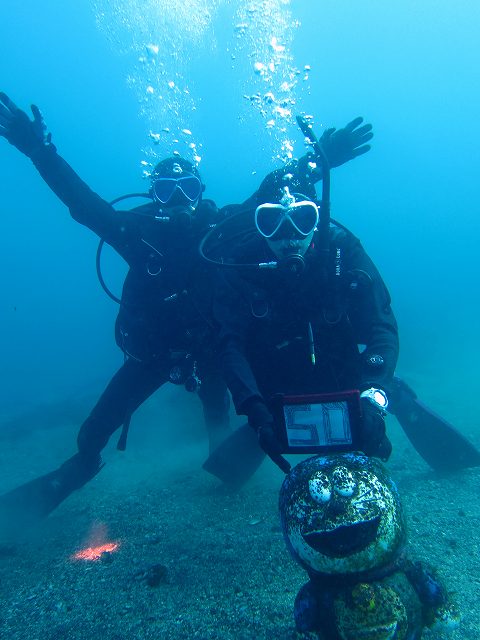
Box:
[30, 144, 231, 458]
[213, 223, 399, 430]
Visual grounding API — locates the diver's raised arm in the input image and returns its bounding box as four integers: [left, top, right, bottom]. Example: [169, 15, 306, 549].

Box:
[0, 92, 120, 240]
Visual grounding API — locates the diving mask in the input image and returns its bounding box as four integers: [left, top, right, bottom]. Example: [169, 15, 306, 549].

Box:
[151, 174, 203, 206]
[255, 189, 319, 239]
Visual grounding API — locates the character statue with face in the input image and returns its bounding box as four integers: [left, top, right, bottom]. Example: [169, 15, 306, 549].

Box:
[279, 453, 459, 639]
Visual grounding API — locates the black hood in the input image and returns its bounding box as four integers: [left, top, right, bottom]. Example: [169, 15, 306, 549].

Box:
[151, 156, 202, 182]
[256, 157, 317, 206]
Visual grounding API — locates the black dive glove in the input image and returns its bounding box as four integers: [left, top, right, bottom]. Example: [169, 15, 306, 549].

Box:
[320, 116, 373, 168]
[0, 92, 51, 157]
[360, 397, 392, 461]
[247, 400, 291, 474]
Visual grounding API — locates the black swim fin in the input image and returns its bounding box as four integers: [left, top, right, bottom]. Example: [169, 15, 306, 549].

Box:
[203, 423, 266, 489]
[0, 453, 103, 538]
[388, 377, 480, 472]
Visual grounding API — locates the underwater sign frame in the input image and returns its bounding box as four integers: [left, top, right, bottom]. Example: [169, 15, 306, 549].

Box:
[272, 390, 362, 454]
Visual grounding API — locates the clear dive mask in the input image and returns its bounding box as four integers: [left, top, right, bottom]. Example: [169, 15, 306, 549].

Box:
[255, 189, 319, 240]
[151, 174, 203, 206]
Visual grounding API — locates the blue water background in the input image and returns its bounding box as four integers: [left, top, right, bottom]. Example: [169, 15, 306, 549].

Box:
[0, 0, 479, 435]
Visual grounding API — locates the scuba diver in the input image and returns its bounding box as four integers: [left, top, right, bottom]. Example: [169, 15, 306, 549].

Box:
[0, 92, 373, 530]
[208, 170, 398, 473]
[202, 116, 480, 478]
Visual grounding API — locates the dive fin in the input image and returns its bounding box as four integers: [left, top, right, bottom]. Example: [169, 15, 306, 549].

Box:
[0, 453, 103, 538]
[389, 377, 480, 472]
[203, 423, 266, 488]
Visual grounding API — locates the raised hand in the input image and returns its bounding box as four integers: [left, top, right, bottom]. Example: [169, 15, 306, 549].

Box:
[320, 116, 373, 168]
[0, 92, 51, 157]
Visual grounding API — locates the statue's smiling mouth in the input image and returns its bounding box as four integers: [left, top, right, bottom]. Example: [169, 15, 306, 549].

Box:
[302, 517, 381, 557]
[341, 622, 398, 640]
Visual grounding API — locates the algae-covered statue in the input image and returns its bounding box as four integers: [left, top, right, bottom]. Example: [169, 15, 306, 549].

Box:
[279, 453, 459, 639]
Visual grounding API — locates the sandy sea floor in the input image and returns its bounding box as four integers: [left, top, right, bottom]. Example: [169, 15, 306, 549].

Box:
[0, 384, 479, 640]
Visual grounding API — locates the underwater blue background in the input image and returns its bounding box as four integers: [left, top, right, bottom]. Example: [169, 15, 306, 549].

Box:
[0, 0, 479, 434]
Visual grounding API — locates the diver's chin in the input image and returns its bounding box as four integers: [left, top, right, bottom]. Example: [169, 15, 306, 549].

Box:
[166, 206, 195, 228]
[268, 246, 306, 274]
[279, 254, 305, 274]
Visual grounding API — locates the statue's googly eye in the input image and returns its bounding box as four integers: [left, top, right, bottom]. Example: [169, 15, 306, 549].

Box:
[309, 472, 331, 503]
[332, 466, 356, 497]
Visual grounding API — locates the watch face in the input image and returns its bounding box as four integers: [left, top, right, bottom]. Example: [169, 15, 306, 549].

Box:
[372, 390, 388, 408]
[362, 388, 388, 409]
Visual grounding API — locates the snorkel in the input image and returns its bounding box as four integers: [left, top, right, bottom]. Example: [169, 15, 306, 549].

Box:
[199, 115, 332, 272]
[296, 115, 331, 274]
